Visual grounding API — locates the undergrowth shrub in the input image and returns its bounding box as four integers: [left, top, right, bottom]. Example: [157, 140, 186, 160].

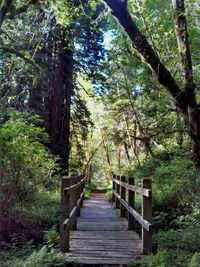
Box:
[129, 249, 193, 267]
[154, 226, 200, 252]
[0, 111, 57, 241]
[105, 189, 112, 202]
[133, 153, 197, 212]
[44, 227, 60, 248]
[188, 252, 200, 267]
[0, 246, 73, 267]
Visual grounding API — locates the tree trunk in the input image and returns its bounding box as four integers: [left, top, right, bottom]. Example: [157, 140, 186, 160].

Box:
[0, 203, 11, 242]
[48, 47, 73, 174]
[124, 141, 131, 163]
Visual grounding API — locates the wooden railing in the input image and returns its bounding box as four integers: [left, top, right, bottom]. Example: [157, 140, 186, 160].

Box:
[60, 175, 86, 252]
[112, 174, 152, 254]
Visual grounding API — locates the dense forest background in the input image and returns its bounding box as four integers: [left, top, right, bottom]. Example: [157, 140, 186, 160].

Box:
[0, 0, 200, 266]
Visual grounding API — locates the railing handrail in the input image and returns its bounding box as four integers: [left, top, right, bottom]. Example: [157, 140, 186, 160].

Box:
[113, 178, 151, 197]
[64, 176, 86, 195]
[113, 190, 152, 231]
[112, 174, 152, 255]
[60, 175, 86, 253]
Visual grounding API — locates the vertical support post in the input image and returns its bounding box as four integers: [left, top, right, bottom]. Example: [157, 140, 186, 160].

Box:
[81, 176, 84, 208]
[128, 177, 135, 230]
[142, 178, 152, 255]
[60, 176, 71, 252]
[120, 176, 126, 217]
[77, 176, 81, 217]
[115, 175, 120, 209]
[112, 174, 115, 202]
[70, 177, 77, 230]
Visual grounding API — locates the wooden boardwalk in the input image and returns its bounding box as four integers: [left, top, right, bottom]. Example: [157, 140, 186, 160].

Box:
[67, 193, 143, 265]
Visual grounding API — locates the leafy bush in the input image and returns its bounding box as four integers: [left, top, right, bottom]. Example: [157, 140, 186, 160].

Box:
[154, 226, 200, 252]
[188, 253, 200, 267]
[151, 156, 196, 208]
[6, 190, 60, 245]
[84, 186, 92, 199]
[133, 154, 197, 212]
[105, 189, 112, 202]
[0, 111, 57, 241]
[0, 237, 35, 262]
[129, 249, 170, 267]
[89, 179, 98, 190]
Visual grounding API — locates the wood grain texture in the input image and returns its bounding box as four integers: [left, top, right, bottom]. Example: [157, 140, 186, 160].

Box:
[65, 195, 143, 265]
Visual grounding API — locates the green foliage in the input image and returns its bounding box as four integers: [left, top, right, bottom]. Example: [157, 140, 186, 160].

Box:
[129, 249, 193, 267]
[0, 246, 73, 267]
[28, 191, 60, 225]
[0, 111, 56, 196]
[188, 253, 200, 267]
[84, 180, 99, 199]
[0, 237, 35, 262]
[0, 110, 57, 239]
[105, 189, 112, 202]
[154, 226, 200, 252]
[134, 153, 197, 210]
[44, 227, 60, 248]
[188, 200, 200, 227]
[84, 187, 92, 199]
[142, 249, 169, 267]
[89, 179, 98, 190]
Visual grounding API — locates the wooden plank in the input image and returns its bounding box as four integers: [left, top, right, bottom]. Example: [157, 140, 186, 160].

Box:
[70, 232, 141, 238]
[65, 194, 143, 265]
[77, 224, 127, 231]
[68, 257, 142, 265]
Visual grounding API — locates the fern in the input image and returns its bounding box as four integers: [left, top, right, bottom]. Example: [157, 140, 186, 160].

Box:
[190, 200, 200, 227]
[188, 253, 200, 267]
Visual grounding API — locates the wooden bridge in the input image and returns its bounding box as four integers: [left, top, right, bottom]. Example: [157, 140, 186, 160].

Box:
[60, 175, 152, 266]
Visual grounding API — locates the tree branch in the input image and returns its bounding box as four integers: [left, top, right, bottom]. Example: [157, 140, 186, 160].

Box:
[83, 135, 110, 174]
[103, 0, 189, 117]
[0, 45, 41, 71]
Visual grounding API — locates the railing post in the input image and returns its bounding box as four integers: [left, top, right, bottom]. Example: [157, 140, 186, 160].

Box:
[70, 177, 77, 230]
[60, 177, 71, 252]
[77, 176, 81, 217]
[120, 176, 126, 217]
[128, 177, 135, 230]
[115, 175, 120, 209]
[81, 176, 85, 208]
[142, 178, 152, 255]
[112, 174, 115, 202]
